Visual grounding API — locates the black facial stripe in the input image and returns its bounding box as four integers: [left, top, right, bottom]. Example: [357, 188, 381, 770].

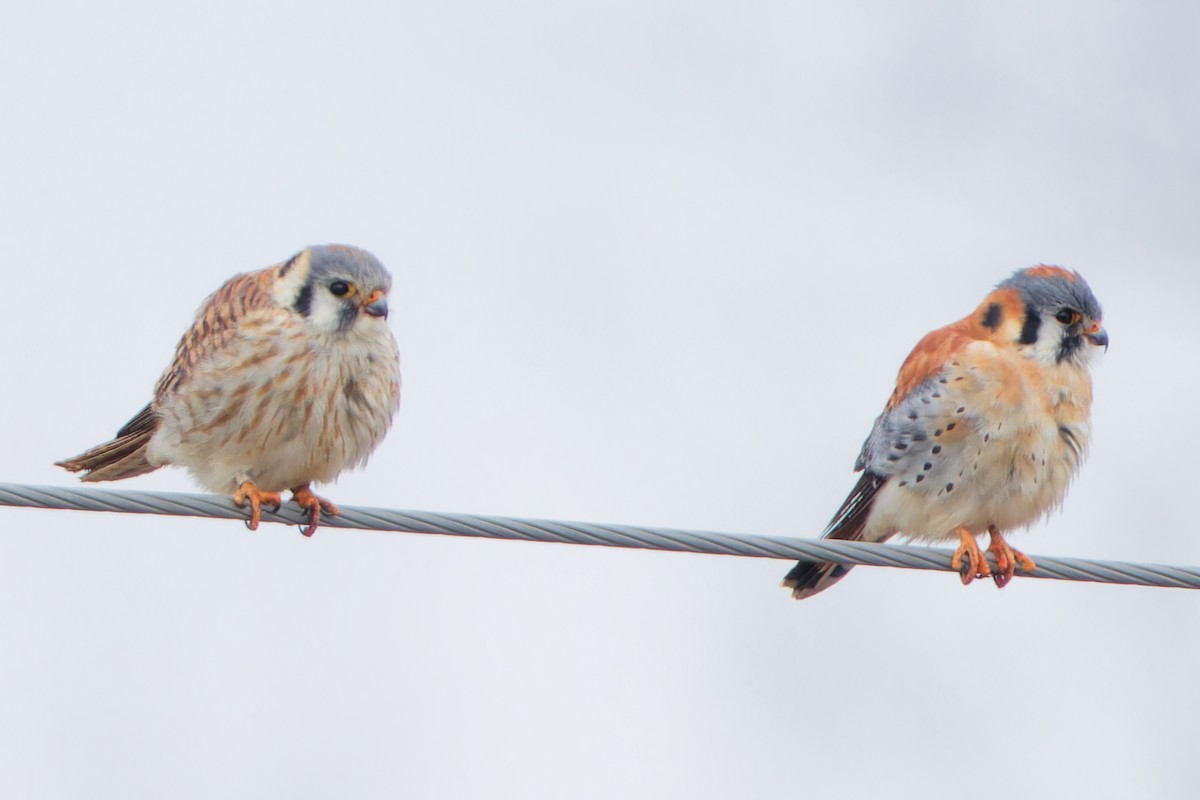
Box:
[338, 301, 357, 332]
[1019, 309, 1041, 345]
[1057, 334, 1083, 363]
[295, 283, 313, 316]
[982, 303, 1002, 330]
[280, 253, 300, 277]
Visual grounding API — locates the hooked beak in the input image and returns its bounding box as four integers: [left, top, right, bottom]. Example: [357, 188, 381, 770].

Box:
[1085, 321, 1108, 351]
[361, 288, 389, 319]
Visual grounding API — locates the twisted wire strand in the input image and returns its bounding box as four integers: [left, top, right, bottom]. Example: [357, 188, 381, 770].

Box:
[1, 483, 1197, 590]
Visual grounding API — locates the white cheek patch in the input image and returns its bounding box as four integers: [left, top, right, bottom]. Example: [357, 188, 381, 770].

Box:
[272, 249, 313, 308]
[1027, 314, 1067, 364]
[306, 290, 353, 333]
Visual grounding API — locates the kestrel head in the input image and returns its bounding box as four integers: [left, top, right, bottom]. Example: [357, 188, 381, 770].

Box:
[273, 244, 393, 334]
[980, 265, 1107, 367]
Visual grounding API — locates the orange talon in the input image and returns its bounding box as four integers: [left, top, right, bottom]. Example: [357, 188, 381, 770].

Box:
[291, 484, 340, 537]
[950, 526, 991, 585]
[987, 525, 1036, 588]
[233, 481, 283, 531]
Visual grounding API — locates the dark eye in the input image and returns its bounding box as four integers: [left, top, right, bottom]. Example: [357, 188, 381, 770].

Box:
[1055, 308, 1081, 326]
[330, 281, 351, 296]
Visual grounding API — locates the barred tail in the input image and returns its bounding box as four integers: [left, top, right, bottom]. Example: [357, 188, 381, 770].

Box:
[782, 470, 886, 600]
[56, 404, 161, 483]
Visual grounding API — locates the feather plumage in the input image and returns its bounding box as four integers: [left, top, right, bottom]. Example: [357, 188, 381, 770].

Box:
[783, 265, 1106, 599]
[57, 244, 401, 535]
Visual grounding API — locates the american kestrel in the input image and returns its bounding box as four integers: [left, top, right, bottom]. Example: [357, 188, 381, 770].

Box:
[57, 244, 401, 536]
[783, 266, 1107, 599]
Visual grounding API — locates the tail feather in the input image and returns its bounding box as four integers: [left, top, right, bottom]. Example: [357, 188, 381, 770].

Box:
[782, 470, 887, 600]
[782, 559, 855, 600]
[57, 404, 161, 482]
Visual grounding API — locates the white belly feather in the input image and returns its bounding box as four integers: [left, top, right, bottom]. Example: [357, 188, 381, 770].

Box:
[147, 312, 401, 494]
[861, 343, 1093, 543]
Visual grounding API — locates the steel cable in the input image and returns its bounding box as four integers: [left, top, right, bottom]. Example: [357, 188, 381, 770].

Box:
[1, 483, 1196, 590]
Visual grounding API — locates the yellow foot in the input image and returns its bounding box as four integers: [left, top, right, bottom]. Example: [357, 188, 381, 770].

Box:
[987, 525, 1036, 588]
[950, 526, 991, 585]
[291, 485, 340, 537]
[233, 481, 283, 531]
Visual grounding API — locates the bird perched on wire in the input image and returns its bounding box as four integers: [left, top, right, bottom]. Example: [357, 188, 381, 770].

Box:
[57, 244, 401, 536]
[783, 266, 1107, 599]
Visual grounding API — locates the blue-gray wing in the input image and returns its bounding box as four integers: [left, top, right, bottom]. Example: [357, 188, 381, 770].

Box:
[856, 372, 974, 485]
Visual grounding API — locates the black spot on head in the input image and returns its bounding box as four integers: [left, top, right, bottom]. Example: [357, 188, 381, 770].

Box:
[1020, 308, 1042, 345]
[998, 267, 1104, 332]
[295, 283, 313, 316]
[982, 302, 1003, 329]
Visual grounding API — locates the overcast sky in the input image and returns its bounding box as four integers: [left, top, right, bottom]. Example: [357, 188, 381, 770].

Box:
[1, 2, 1198, 798]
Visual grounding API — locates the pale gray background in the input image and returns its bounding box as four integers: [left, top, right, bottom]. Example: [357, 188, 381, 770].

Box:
[1, 2, 1197, 798]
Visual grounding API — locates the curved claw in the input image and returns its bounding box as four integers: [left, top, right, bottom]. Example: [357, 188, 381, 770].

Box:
[987, 526, 1036, 588]
[290, 485, 341, 537]
[950, 526, 992, 585]
[233, 481, 284, 532]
